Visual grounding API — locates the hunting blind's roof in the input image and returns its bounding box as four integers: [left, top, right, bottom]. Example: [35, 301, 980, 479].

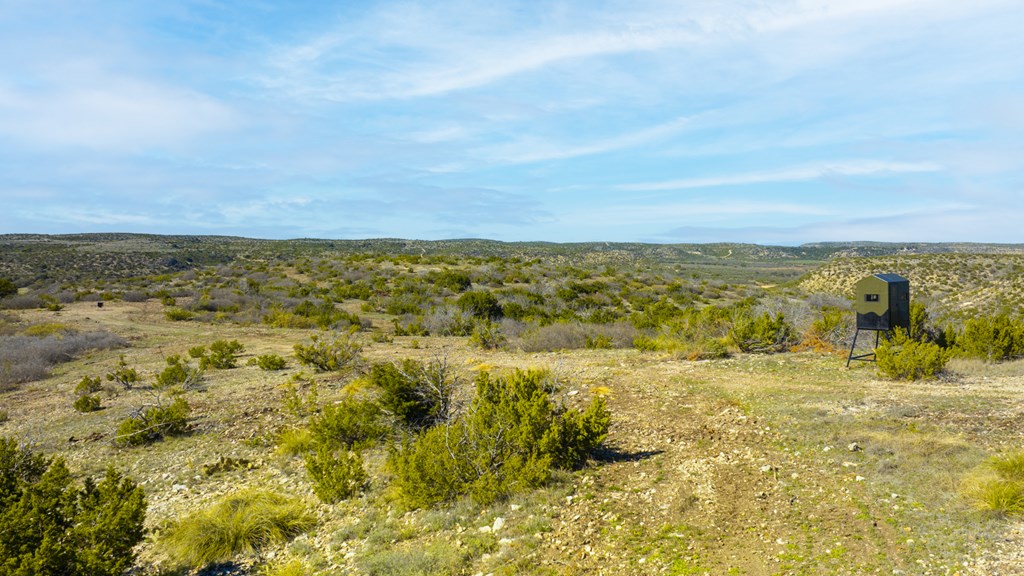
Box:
[871, 273, 909, 283]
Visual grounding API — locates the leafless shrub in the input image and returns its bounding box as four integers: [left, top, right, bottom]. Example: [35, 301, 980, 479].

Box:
[498, 318, 529, 339]
[0, 294, 43, 310]
[806, 292, 851, 310]
[53, 290, 76, 304]
[515, 321, 637, 352]
[122, 290, 149, 302]
[755, 295, 816, 336]
[0, 331, 127, 389]
[424, 305, 474, 336]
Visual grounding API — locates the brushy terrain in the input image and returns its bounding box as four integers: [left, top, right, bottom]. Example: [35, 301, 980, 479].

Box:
[801, 253, 1024, 320]
[0, 235, 1023, 575]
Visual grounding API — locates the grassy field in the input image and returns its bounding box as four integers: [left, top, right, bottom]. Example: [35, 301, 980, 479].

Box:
[1, 299, 1022, 575]
[1, 236, 1023, 575]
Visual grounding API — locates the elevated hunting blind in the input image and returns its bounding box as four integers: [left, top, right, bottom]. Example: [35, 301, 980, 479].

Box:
[853, 273, 910, 331]
[847, 273, 910, 366]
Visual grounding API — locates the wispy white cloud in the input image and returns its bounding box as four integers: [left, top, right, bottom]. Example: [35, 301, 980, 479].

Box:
[17, 206, 160, 227]
[258, 0, 1006, 103]
[567, 200, 836, 228]
[0, 68, 237, 152]
[615, 160, 943, 192]
[654, 202, 1006, 245]
[483, 115, 697, 164]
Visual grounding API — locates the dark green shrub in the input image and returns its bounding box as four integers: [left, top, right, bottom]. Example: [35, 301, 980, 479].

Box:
[304, 447, 367, 503]
[73, 394, 102, 413]
[456, 291, 503, 320]
[428, 269, 472, 293]
[155, 355, 203, 390]
[0, 278, 16, 299]
[76, 375, 103, 395]
[543, 395, 611, 470]
[106, 355, 140, 390]
[190, 339, 245, 369]
[252, 353, 287, 371]
[957, 315, 1024, 362]
[371, 359, 458, 430]
[293, 333, 363, 372]
[730, 311, 795, 353]
[164, 307, 193, 321]
[115, 397, 190, 446]
[309, 398, 386, 450]
[160, 489, 314, 568]
[876, 329, 949, 381]
[390, 369, 610, 507]
[0, 438, 146, 576]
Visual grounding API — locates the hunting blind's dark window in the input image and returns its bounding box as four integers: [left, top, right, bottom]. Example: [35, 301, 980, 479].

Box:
[866, 294, 879, 302]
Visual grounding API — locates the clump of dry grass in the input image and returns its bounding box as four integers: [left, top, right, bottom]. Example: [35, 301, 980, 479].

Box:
[160, 489, 316, 568]
[963, 452, 1024, 517]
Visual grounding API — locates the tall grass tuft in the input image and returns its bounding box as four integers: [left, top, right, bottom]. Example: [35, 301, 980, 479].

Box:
[963, 451, 1024, 516]
[161, 489, 316, 568]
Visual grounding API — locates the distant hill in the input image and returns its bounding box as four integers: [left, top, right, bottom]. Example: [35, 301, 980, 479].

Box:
[800, 253, 1024, 319]
[3, 234, 1024, 296]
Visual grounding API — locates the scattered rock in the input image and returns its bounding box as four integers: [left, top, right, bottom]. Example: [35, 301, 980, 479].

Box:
[492, 516, 506, 533]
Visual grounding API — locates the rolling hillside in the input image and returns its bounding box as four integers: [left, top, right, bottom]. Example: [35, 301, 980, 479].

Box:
[800, 253, 1024, 320]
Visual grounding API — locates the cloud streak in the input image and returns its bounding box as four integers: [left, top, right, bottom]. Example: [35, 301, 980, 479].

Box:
[483, 115, 697, 164]
[615, 161, 943, 192]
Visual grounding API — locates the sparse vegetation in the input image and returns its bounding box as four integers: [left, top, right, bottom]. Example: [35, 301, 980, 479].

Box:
[3, 234, 1024, 574]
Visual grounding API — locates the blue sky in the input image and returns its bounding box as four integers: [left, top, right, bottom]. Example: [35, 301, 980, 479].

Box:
[1, 0, 1022, 244]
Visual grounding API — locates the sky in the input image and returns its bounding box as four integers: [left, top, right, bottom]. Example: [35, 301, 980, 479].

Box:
[1, 0, 1022, 245]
